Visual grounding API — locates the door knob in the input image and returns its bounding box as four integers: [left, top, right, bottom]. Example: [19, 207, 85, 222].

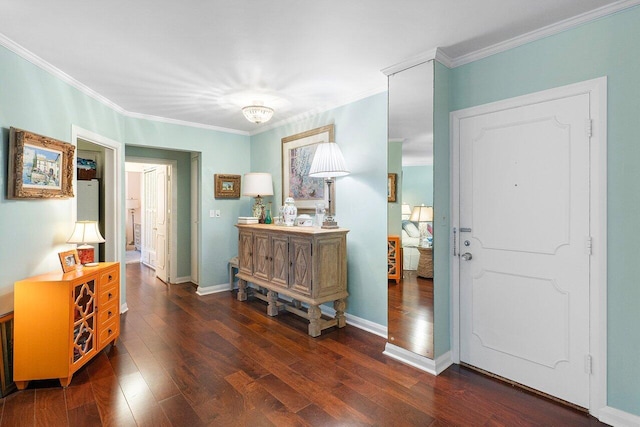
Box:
[461, 252, 473, 261]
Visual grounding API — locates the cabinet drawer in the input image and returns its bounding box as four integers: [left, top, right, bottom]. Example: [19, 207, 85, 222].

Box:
[98, 300, 119, 327]
[97, 318, 119, 348]
[100, 267, 119, 288]
[99, 280, 118, 305]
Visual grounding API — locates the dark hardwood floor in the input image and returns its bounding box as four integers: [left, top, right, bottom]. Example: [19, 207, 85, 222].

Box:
[0, 263, 607, 426]
[388, 270, 434, 358]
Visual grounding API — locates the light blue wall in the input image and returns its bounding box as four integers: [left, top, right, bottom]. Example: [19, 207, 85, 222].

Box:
[401, 165, 433, 209]
[0, 44, 125, 313]
[433, 60, 451, 359]
[250, 93, 389, 325]
[447, 6, 640, 414]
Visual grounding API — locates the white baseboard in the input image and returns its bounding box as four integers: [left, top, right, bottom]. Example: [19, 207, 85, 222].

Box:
[120, 303, 129, 314]
[599, 406, 640, 427]
[383, 343, 453, 376]
[319, 305, 387, 339]
[196, 283, 232, 296]
[173, 276, 192, 284]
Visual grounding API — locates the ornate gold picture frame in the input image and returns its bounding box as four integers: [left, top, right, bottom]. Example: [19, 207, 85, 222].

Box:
[214, 174, 241, 199]
[388, 173, 397, 202]
[7, 127, 75, 199]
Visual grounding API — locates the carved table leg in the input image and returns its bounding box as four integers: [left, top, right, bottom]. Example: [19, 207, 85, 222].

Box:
[267, 290, 279, 316]
[308, 305, 322, 337]
[237, 279, 247, 301]
[334, 298, 347, 328]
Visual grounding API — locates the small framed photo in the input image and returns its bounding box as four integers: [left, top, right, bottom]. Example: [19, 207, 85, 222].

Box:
[214, 174, 241, 199]
[58, 250, 80, 273]
[388, 173, 397, 203]
[7, 127, 75, 199]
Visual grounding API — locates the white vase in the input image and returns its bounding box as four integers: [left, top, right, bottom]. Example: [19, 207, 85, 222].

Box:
[283, 197, 297, 226]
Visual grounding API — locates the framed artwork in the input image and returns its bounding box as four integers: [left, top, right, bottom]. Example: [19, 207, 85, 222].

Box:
[282, 124, 335, 214]
[7, 127, 75, 199]
[388, 173, 397, 203]
[58, 249, 80, 273]
[214, 174, 241, 199]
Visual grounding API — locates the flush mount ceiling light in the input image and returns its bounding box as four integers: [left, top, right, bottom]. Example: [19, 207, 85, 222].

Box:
[242, 102, 274, 124]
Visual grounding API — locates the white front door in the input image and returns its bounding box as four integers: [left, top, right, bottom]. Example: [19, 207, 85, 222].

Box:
[458, 92, 591, 407]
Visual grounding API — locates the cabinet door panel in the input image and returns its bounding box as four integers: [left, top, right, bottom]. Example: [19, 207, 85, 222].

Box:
[253, 233, 270, 281]
[271, 235, 289, 287]
[238, 230, 254, 274]
[290, 237, 312, 296]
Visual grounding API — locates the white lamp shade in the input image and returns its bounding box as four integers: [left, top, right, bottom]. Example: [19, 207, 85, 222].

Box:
[401, 203, 412, 216]
[126, 198, 140, 210]
[409, 205, 433, 222]
[308, 142, 350, 178]
[242, 172, 274, 197]
[67, 221, 105, 244]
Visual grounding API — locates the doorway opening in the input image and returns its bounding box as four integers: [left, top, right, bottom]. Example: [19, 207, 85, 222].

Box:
[125, 159, 177, 284]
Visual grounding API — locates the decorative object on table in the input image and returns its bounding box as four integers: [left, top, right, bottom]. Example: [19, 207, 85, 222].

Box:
[126, 198, 140, 245]
[7, 127, 75, 199]
[66, 220, 105, 266]
[282, 124, 335, 214]
[388, 173, 397, 202]
[214, 174, 241, 199]
[58, 249, 81, 273]
[409, 204, 434, 247]
[242, 102, 274, 124]
[315, 202, 326, 227]
[308, 142, 350, 229]
[295, 214, 313, 227]
[242, 172, 273, 222]
[264, 202, 273, 224]
[237, 217, 259, 224]
[401, 203, 412, 219]
[283, 197, 298, 226]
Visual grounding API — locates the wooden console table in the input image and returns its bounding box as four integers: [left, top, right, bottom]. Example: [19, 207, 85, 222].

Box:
[236, 224, 348, 337]
[417, 246, 434, 279]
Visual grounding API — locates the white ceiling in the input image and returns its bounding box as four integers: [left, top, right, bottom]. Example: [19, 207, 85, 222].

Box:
[0, 0, 630, 136]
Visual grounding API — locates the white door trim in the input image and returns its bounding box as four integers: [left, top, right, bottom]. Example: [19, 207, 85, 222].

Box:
[450, 77, 607, 416]
[126, 157, 178, 284]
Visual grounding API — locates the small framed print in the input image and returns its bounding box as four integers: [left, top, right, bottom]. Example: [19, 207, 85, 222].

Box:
[58, 249, 80, 273]
[214, 174, 241, 199]
[388, 173, 397, 203]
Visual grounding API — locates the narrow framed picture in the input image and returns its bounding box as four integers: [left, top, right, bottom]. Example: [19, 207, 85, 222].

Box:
[388, 173, 397, 202]
[7, 127, 75, 199]
[58, 249, 80, 273]
[214, 174, 241, 199]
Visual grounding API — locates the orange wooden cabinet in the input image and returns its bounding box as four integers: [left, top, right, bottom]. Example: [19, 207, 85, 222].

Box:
[388, 235, 402, 284]
[13, 262, 120, 389]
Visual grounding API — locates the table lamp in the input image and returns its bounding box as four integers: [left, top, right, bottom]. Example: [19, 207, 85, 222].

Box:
[242, 172, 273, 223]
[409, 205, 434, 247]
[308, 142, 350, 229]
[67, 220, 105, 266]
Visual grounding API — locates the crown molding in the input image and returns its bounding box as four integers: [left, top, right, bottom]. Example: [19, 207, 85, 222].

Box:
[126, 111, 249, 135]
[451, 0, 640, 67]
[381, 47, 453, 76]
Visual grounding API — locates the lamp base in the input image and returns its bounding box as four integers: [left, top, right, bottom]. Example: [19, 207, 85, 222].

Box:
[84, 262, 99, 267]
[77, 246, 95, 265]
[321, 219, 339, 229]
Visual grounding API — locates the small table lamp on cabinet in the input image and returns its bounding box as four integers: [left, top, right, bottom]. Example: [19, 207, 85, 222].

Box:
[242, 172, 273, 222]
[67, 221, 105, 266]
[409, 205, 434, 247]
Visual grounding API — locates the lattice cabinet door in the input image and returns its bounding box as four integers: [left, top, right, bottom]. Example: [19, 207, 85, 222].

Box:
[388, 236, 402, 284]
[71, 279, 97, 369]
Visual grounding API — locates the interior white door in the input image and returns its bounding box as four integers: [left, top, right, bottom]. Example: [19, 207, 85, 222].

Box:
[142, 167, 157, 269]
[155, 165, 169, 283]
[459, 93, 591, 408]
